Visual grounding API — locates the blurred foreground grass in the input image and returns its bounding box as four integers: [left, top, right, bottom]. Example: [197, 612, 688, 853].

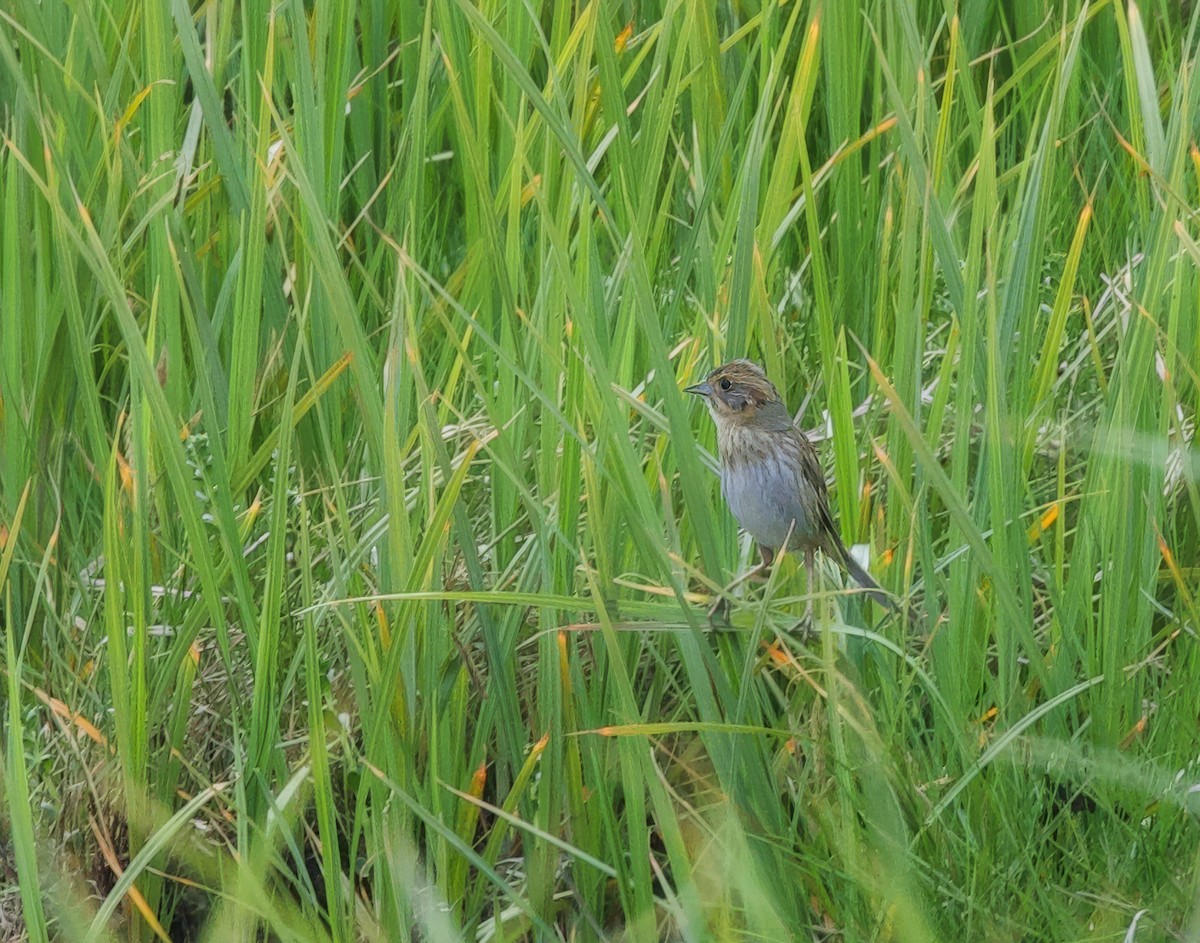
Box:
[1, 0, 1199, 940]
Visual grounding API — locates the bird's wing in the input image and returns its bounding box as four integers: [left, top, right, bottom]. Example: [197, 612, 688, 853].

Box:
[793, 431, 840, 547]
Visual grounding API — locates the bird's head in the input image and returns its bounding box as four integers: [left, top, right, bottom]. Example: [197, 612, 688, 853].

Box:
[684, 360, 788, 429]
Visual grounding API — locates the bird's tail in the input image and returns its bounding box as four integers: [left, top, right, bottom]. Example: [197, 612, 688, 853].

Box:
[833, 538, 897, 612]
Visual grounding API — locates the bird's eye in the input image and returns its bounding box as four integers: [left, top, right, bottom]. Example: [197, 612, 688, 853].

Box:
[719, 378, 732, 391]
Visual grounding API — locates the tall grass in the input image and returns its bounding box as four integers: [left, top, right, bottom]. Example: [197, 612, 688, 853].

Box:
[1, 0, 1198, 939]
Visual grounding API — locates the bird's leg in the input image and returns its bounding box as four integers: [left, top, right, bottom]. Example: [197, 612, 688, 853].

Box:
[758, 545, 775, 576]
[730, 545, 774, 590]
[707, 546, 776, 628]
[802, 546, 815, 634]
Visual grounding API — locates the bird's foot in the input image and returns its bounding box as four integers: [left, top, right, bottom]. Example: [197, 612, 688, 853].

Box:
[793, 599, 816, 638]
[707, 596, 732, 629]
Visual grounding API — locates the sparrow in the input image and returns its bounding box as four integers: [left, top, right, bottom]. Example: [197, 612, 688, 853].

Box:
[685, 359, 895, 618]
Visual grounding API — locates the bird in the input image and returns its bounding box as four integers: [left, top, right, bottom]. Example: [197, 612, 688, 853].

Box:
[684, 359, 895, 621]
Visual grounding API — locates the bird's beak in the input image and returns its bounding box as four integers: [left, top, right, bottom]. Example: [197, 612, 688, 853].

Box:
[684, 381, 712, 397]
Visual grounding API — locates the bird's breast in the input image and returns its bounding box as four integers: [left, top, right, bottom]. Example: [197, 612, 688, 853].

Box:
[717, 430, 816, 550]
